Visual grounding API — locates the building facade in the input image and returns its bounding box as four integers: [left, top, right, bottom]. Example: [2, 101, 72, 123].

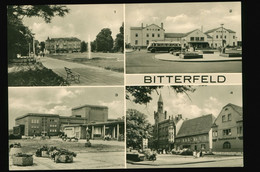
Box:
[211, 103, 243, 153]
[14, 104, 124, 141]
[130, 23, 165, 48]
[153, 94, 184, 151]
[130, 23, 237, 48]
[175, 114, 215, 152]
[205, 27, 237, 48]
[45, 37, 81, 53]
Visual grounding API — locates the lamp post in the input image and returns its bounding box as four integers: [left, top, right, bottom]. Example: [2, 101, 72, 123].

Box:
[221, 24, 224, 48]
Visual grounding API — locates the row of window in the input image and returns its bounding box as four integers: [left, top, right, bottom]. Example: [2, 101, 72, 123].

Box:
[176, 135, 208, 143]
[135, 33, 160, 38]
[50, 129, 57, 132]
[222, 113, 232, 122]
[190, 37, 204, 41]
[31, 126, 39, 129]
[215, 35, 236, 39]
[212, 126, 243, 137]
[146, 28, 161, 31]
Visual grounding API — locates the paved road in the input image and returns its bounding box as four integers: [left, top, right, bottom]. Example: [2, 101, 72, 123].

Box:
[40, 56, 124, 86]
[127, 154, 243, 168]
[9, 152, 125, 170]
[126, 50, 242, 73]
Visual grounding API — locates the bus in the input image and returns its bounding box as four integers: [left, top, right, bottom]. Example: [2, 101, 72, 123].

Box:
[147, 41, 182, 53]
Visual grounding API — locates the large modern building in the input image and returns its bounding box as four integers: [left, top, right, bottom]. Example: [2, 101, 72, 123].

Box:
[211, 103, 243, 153]
[13, 104, 124, 140]
[45, 37, 81, 53]
[130, 23, 237, 48]
[153, 94, 184, 151]
[175, 114, 215, 152]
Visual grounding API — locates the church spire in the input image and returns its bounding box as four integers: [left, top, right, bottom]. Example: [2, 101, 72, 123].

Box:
[158, 92, 163, 103]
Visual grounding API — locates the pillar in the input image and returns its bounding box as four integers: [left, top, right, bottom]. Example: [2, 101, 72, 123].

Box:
[103, 125, 106, 137]
[112, 126, 115, 138]
[91, 126, 94, 139]
[117, 124, 120, 140]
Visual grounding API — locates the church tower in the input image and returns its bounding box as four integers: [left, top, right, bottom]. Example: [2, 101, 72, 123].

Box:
[154, 93, 167, 124]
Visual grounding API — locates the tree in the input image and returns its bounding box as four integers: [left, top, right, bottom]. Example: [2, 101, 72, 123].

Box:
[80, 41, 87, 53]
[126, 86, 196, 105]
[95, 28, 114, 52]
[7, 5, 69, 60]
[114, 23, 124, 52]
[39, 41, 45, 52]
[126, 109, 153, 149]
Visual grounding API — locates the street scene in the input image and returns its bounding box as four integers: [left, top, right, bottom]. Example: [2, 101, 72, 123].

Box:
[125, 2, 242, 73]
[126, 85, 243, 168]
[8, 4, 124, 86]
[8, 87, 125, 170]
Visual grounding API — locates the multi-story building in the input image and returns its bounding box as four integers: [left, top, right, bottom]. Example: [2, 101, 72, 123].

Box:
[175, 114, 215, 152]
[14, 104, 124, 141]
[130, 23, 237, 48]
[45, 37, 81, 53]
[211, 103, 243, 153]
[15, 113, 60, 136]
[204, 27, 237, 48]
[130, 23, 165, 48]
[153, 94, 184, 151]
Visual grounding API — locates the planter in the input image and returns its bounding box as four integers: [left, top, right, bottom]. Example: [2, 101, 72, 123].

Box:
[9, 148, 22, 156]
[13, 155, 33, 166]
[54, 154, 73, 163]
[179, 53, 203, 59]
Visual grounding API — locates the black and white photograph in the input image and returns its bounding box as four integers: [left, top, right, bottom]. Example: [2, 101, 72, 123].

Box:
[8, 87, 125, 170]
[8, 4, 124, 86]
[126, 85, 243, 168]
[125, 2, 242, 73]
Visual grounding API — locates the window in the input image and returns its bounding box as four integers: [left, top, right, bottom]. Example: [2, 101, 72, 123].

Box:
[158, 34, 160, 37]
[135, 40, 138, 45]
[31, 119, 39, 124]
[195, 37, 200, 41]
[233, 36, 235, 39]
[201, 144, 206, 150]
[146, 33, 149, 37]
[223, 129, 232, 136]
[158, 29, 160, 31]
[223, 142, 231, 149]
[222, 115, 226, 122]
[224, 35, 226, 39]
[237, 126, 243, 135]
[228, 113, 232, 121]
[216, 35, 218, 39]
[190, 37, 194, 41]
[135, 33, 138, 37]
[200, 37, 204, 41]
[152, 33, 155, 37]
[213, 131, 218, 137]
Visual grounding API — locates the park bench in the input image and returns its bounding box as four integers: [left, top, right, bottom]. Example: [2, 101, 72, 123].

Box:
[64, 67, 80, 84]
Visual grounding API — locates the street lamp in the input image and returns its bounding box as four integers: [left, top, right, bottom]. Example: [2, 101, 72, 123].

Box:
[221, 24, 224, 48]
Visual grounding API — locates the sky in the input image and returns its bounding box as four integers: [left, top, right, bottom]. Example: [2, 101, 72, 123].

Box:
[126, 85, 243, 124]
[8, 87, 124, 129]
[125, 2, 242, 43]
[23, 4, 124, 42]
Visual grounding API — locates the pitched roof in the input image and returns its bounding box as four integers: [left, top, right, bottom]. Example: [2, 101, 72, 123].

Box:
[130, 27, 142, 30]
[225, 103, 243, 116]
[165, 29, 201, 38]
[158, 93, 163, 103]
[176, 114, 215, 138]
[204, 27, 236, 34]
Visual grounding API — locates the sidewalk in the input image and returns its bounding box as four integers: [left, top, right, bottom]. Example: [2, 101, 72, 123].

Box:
[40, 56, 124, 86]
[127, 154, 243, 166]
[155, 52, 242, 62]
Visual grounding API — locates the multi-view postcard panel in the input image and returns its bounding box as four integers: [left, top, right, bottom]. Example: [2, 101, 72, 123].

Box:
[7, 2, 243, 170]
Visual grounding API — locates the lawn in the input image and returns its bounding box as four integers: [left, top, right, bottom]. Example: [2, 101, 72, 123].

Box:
[46, 52, 124, 73]
[8, 62, 66, 86]
[9, 138, 125, 155]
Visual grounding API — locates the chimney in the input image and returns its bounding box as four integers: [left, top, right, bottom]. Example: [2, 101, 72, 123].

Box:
[141, 23, 143, 28]
[164, 111, 167, 119]
[161, 23, 163, 29]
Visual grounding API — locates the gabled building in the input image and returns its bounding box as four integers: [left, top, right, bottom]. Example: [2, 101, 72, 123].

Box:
[175, 114, 215, 152]
[204, 27, 237, 48]
[130, 23, 165, 47]
[45, 37, 81, 53]
[211, 103, 243, 153]
[129, 23, 237, 49]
